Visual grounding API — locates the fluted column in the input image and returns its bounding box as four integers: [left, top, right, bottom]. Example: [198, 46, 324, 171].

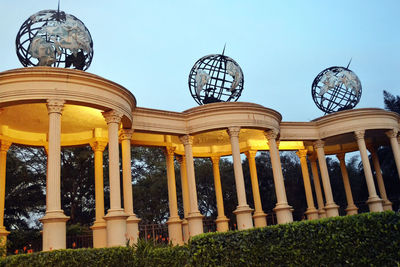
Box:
[308, 154, 326, 218]
[245, 150, 267, 227]
[0, 140, 11, 246]
[313, 140, 339, 217]
[120, 129, 141, 245]
[210, 156, 230, 232]
[164, 146, 183, 245]
[386, 129, 400, 181]
[102, 110, 128, 247]
[177, 156, 190, 242]
[179, 135, 203, 237]
[371, 145, 393, 210]
[355, 131, 383, 212]
[41, 99, 69, 251]
[265, 130, 293, 224]
[227, 127, 254, 230]
[336, 153, 358, 215]
[90, 140, 108, 248]
[296, 150, 318, 220]
[367, 146, 392, 211]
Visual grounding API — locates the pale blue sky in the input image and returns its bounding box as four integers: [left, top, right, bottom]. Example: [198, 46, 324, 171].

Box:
[1, 1, 399, 121]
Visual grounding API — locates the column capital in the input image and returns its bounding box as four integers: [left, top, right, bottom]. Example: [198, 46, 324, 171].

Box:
[227, 127, 241, 138]
[336, 153, 346, 162]
[0, 140, 12, 152]
[366, 144, 377, 154]
[354, 130, 365, 140]
[119, 129, 134, 141]
[313, 140, 325, 149]
[264, 129, 279, 140]
[386, 129, 399, 139]
[296, 149, 308, 159]
[308, 153, 317, 162]
[210, 156, 220, 165]
[90, 140, 108, 152]
[245, 150, 257, 159]
[165, 146, 176, 156]
[179, 135, 193, 146]
[102, 110, 123, 125]
[46, 99, 65, 114]
[176, 155, 185, 165]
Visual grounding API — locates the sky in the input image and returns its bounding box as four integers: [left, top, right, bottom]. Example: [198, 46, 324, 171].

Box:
[1, 0, 399, 122]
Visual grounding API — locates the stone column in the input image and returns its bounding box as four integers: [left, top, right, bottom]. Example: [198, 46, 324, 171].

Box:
[296, 150, 318, 220]
[354, 130, 383, 212]
[164, 146, 183, 245]
[102, 110, 128, 247]
[177, 156, 190, 243]
[368, 146, 392, 211]
[90, 140, 108, 248]
[41, 99, 69, 251]
[265, 130, 293, 224]
[336, 153, 358, 215]
[245, 150, 267, 227]
[0, 140, 11, 246]
[179, 135, 203, 237]
[210, 156, 230, 232]
[386, 129, 400, 181]
[308, 155, 326, 218]
[227, 127, 254, 230]
[313, 140, 339, 217]
[120, 129, 141, 245]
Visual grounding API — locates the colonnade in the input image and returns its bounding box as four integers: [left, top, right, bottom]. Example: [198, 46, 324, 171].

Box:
[0, 104, 400, 249]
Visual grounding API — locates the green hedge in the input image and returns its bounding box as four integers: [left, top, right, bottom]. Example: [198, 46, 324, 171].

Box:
[1, 212, 399, 266]
[189, 211, 400, 266]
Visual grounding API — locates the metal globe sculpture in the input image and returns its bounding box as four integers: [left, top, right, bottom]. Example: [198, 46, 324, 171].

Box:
[16, 9, 93, 70]
[189, 53, 244, 105]
[311, 66, 362, 114]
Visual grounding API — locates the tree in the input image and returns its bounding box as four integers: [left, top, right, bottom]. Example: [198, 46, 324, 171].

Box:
[60, 146, 95, 226]
[4, 146, 46, 230]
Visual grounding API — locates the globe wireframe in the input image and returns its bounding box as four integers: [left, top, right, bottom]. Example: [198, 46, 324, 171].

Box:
[311, 66, 362, 114]
[16, 9, 93, 71]
[188, 54, 244, 105]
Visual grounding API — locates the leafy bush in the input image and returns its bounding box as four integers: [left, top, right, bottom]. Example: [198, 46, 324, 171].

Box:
[0, 212, 399, 266]
[189, 211, 400, 266]
[0, 247, 135, 267]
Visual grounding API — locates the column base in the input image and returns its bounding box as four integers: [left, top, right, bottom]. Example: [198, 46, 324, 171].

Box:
[318, 208, 327, 218]
[91, 219, 107, 248]
[304, 207, 319, 220]
[40, 210, 69, 251]
[126, 214, 141, 246]
[182, 219, 189, 243]
[187, 211, 204, 237]
[252, 211, 267, 227]
[383, 199, 393, 211]
[0, 226, 10, 247]
[0, 227, 9, 256]
[345, 205, 358, 215]
[215, 216, 230, 232]
[273, 203, 293, 224]
[104, 209, 129, 247]
[167, 216, 183, 245]
[324, 203, 340, 217]
[366, 196, 384, 212]
[233, 205, 254, 230]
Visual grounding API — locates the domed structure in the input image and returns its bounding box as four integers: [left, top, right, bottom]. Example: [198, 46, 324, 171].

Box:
[311, 66, 362, 114]
[188, 53, 244, 105]
[16, 9, 93, 70]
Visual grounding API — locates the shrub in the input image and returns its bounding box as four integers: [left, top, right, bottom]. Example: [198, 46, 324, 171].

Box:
[0, 247, 135, 267]
[0, 212, 399, 266]
[189, 211, 400, 266]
